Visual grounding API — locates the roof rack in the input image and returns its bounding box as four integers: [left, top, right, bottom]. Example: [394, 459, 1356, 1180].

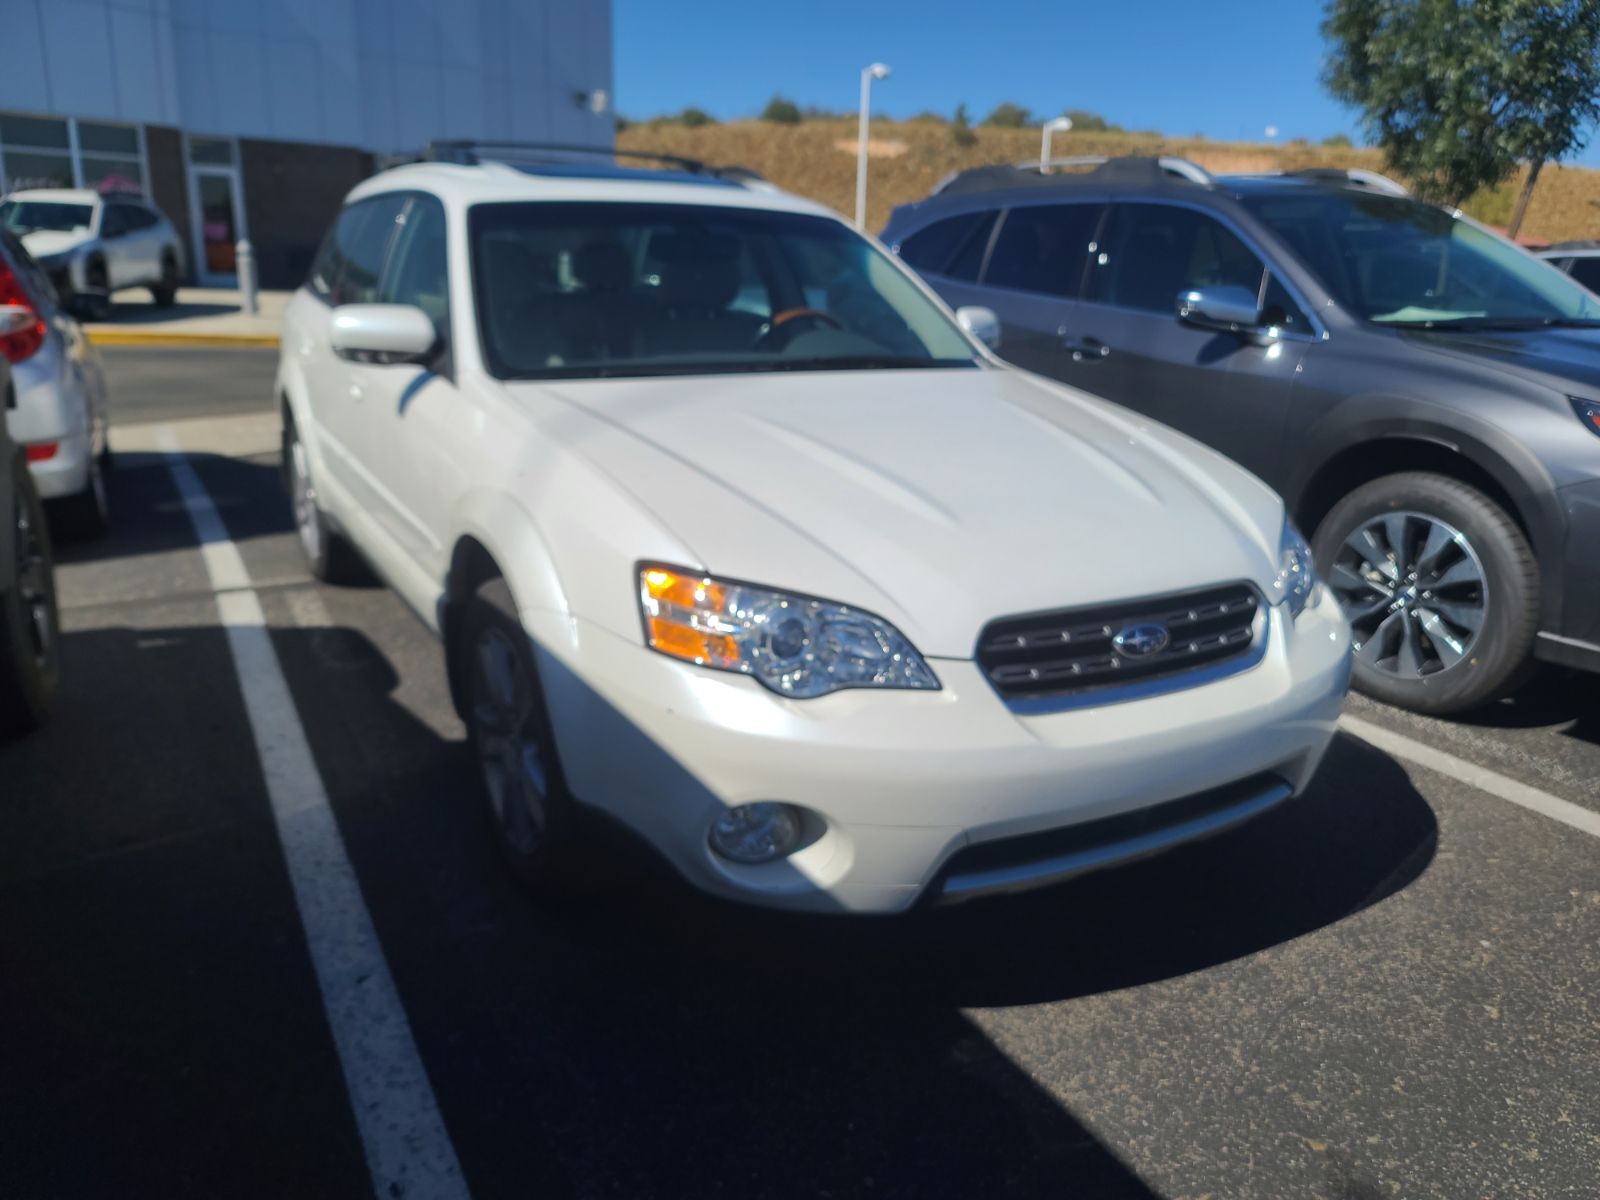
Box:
[929, 155, 1214, 197]
[1232, 167, 1410, 197]
[420, 140, 767, 186]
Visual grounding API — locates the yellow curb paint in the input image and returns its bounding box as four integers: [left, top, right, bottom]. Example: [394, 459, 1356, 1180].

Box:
[85, 330, 280, 348]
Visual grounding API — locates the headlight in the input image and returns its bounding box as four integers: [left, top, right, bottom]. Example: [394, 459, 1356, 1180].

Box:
[1571, 396, 1600, 439]
[639, 566, 940, 698]
[1271, 519, 1319, 618]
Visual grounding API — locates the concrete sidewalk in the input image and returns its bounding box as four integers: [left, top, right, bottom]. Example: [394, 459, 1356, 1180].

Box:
[84, 287, 289, 348]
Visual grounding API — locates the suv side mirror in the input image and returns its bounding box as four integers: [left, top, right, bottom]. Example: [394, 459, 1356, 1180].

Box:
[331, 304, 439, 365]
[956, 305, 1002, 350]
[1176, 287, 1271, 341]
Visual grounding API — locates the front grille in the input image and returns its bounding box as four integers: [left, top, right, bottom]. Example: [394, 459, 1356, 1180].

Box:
[977, 582, 1260, 703]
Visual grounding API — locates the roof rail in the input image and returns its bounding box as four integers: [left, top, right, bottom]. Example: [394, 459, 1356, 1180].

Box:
[930, 154, 1213, 197]
[420, 140, 766, 185]
[1232, 167, 1409, 197]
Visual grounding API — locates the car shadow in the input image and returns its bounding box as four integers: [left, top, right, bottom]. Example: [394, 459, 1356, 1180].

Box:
[1450, 667, 1600, 747]
[91, 297, 241, 325]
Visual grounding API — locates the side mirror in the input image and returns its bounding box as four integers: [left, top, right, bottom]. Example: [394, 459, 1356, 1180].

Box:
[956, 305, 1002, 350]
[331, 304, 438, 365]
[1176, 286, 1270, 340]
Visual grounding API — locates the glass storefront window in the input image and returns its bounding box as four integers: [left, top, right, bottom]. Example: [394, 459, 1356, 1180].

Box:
[1, 148, 73, 189]
[80, 156, 145, 192]
[77, 122, 140, 156]
[0, 114, 69, 151]
[187, 136, 236, 166]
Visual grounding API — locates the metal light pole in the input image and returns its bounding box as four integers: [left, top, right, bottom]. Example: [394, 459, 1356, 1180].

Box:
[1040, 115, 1073, 172]
[855, 62, 891, 230]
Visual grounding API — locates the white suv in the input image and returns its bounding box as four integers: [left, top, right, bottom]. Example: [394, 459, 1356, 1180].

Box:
[0, 187, 184, 318]
[278, 145, 1353, 914]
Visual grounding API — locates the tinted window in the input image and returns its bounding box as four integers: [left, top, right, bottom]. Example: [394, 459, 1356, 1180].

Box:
[1088, 204, 1263, 314]
[983, 204, 1100, 297]
[117, 204, 158, 232]
[898, 211, 994, 279]
[1569, 257, 1600, 294]
[1261, 275, 1312, 335]
[319, 196, 405, 305]
[381, 197, 450, 333]
[98, 205, 126, 238]
[0, 201, 93, 234]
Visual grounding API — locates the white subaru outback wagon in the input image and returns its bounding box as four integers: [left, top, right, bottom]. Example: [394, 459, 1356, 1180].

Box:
[277, 144, 1352, 914]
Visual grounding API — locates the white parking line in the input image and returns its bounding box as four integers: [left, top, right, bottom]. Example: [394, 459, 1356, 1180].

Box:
[1340, 713, 1600, 840]
[156, 429, 471, 1200]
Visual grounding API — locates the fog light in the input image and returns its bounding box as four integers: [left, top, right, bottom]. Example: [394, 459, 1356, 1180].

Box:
[708, 802, 802, 864]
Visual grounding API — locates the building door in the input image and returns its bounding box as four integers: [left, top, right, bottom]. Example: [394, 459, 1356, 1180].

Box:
[186, 167, 245, 287]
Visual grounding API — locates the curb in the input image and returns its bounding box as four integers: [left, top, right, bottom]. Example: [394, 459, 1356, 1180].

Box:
[85, 329, 280, 349]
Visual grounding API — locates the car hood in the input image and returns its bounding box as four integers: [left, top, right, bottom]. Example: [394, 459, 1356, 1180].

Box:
[17, 229, 91, 260]
[1404, 325, 1600, 394]
[528, 367, 1286, 658]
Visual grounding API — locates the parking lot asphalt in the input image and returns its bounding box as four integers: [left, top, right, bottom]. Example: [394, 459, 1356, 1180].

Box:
[2, 349, 1598, 1200]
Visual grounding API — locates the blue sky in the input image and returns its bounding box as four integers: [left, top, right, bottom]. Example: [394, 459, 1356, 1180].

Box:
[615, 0, 1600, 163]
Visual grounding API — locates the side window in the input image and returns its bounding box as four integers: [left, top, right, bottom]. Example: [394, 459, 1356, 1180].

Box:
[982, 204, 1100, 297]
[98, 205, 126, 238]
[328, 196, 406, 306]
[1569, 257, 1600, 294]
[1088, 204, 1264, 314]
[380, 196, 451, 334]
[309, 212, 353, 299]
[122, 205, 159, 232]
[898, 211, 994, 280]
[1261, 275, 1312, 335]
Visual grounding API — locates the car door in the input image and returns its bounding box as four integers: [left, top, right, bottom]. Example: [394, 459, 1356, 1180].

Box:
[893, 207, 999, 311]
[341, 193, 460, 583]
[94, 204, 134, 289]
[298, 194, 408, 522]
[972, 202, 1102, 375]
[118, 204, 163, 282]
[1050, 202, 1313, 488]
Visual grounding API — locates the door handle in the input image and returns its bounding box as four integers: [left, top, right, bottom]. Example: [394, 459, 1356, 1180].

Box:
[1061, 334, 1111, 363]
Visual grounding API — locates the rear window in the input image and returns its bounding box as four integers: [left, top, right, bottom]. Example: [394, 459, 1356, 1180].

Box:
[898, 211, 995, 281]
[983, 204, 1100, 298]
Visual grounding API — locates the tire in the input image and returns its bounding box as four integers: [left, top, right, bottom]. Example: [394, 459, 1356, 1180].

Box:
[1312, 472, 1539, 714]
[284, 419, 366, 584]
[458, 575, 591, 896]
[51, 449, 109, 541]
[0, 460, 61, 738]
[150, 254, 179, 307]
[80, 261, 112, 321]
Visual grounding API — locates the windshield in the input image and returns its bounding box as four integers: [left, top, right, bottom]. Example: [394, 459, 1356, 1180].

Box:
[469, 201, 979, 379]
[1239, 191, 1600, 328]
[0, 199, 94, 235]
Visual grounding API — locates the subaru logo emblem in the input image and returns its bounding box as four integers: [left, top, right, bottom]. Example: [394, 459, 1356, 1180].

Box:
[1112, 622, 1170, 659]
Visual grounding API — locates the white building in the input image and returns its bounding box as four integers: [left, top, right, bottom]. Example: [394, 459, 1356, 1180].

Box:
[0, 0, 613, 285]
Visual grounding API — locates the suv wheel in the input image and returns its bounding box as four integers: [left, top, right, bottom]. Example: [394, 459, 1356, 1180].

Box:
[0, 463, 61, 737]
[1313, 472, 1538, 714]
[80, 260, 111, 321]
[53, 450, 109, 540]
[285, 420, 365, 583]
[459, 576, 591, 895]
[150, 254, 179, 307]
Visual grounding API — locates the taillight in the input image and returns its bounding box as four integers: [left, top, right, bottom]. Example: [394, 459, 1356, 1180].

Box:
[0, 261, 47, 363]
[24, 442, 58, 463]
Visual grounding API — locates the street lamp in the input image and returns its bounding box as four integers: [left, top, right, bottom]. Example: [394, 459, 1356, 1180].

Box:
[855, 62, 891, 230]
[1040, 115, 1073, 172]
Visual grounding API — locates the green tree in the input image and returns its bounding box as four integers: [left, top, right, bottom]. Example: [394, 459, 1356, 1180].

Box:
[760, 95, 802, 124]
[672, 107, 717, 128]
[981, 101, 1032, 129]
[1321, 132, 1353, 148]
[1323, 0, 1600, 235]
[950, 102, 977, 147]
[1063, 109, 1119, 133]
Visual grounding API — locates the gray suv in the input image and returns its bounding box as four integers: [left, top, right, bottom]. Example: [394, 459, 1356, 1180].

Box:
[885, 157, 1600, 715]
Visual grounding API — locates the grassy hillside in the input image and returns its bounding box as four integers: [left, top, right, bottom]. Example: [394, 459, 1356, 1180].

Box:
[618, 119, 1600, 243]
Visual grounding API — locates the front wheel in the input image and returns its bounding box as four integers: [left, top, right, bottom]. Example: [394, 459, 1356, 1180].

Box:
[0, 462, 61, 737]
[52, 450, 109, 541]
[150, 254, 179, 307]
[1312, 472, 1539, 714]
[284, 421, 365, 584]
[459, 576, 591, 895]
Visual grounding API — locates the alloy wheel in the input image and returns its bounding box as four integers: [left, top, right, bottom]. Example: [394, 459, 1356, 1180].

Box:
[1326, 510, 1487, 679]
[289, 437, 322, 563]
[469, 626, 549, 855]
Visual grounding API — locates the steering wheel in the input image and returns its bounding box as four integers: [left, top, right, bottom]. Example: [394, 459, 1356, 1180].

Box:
[753, 307, 843, 349]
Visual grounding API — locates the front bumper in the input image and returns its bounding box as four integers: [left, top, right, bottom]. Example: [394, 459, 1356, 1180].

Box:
[530, 588, 1353, 914]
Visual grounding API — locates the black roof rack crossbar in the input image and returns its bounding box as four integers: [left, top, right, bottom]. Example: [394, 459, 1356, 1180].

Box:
[422, 139, 763, 180]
